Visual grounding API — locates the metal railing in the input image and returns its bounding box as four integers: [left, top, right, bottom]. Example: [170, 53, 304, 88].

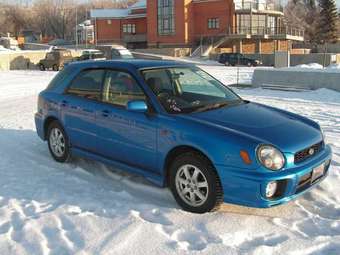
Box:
[235, 1, 284, 12]
[229, 26, 304, 37]
[196, 26, 304, 39]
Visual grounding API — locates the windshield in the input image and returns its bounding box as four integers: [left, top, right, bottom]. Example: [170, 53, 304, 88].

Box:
[119, 49, 134, 59]
[142, 66, 243, 114]
[62, 51, 72, 57]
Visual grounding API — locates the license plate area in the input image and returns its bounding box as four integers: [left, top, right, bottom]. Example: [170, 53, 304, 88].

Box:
[311, 163, 325, 183]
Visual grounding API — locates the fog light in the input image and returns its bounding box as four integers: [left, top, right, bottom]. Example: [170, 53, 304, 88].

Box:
[266, 181, 278, 198]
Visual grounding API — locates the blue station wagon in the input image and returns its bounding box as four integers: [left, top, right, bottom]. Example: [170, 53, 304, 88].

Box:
[35, 60, 332, 213]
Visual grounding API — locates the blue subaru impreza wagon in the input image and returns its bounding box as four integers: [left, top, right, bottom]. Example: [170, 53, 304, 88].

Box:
[35, 59, 332, 213]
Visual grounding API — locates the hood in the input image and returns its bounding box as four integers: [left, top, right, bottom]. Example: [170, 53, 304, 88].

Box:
[186, 102, 322, 153]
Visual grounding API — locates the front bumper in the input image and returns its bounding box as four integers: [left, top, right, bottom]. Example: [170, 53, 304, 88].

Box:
[216, 144, 332, 208]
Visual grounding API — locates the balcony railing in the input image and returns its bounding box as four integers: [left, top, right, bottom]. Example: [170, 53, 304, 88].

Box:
[233, 26, 304, 37]
[196, 26, 304, 45]
[235, 1, 284, 12]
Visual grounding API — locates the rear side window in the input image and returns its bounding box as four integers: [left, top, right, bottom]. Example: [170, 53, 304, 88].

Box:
[46, 66, 74, 91]
[46, 53, 55, 60]
[102, 70, 146, 106]
[66, 69, 105, 100]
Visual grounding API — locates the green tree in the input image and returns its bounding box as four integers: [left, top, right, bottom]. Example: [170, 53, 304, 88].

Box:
[317, 0, 339, 43]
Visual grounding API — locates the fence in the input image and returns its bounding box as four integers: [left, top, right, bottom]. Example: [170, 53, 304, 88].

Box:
[0, 50, 82, 71]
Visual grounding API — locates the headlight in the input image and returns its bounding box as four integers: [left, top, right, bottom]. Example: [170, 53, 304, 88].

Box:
[257, 145, 285, 171]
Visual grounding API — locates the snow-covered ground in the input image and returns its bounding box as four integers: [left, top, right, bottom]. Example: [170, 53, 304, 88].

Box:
[0, 69, 339, 255]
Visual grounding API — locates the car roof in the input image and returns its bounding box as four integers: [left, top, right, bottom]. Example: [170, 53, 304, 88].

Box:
[68, 59, 192, 70]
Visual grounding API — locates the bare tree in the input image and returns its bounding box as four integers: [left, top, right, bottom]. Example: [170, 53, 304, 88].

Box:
[284, 0, 320, 43]
[0, 0, 138, 40]
[0, 4, 33, 36]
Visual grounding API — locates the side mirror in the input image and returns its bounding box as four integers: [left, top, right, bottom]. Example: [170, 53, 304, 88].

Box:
[126, 100, 148, 113]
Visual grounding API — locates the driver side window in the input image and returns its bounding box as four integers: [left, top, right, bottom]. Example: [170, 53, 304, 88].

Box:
[102, 70, 146, 106]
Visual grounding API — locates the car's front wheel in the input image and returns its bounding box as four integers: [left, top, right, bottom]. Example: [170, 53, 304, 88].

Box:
[47, 121, 70, 162]
[169, 152, 223, 213]
[39, 64, 45, 71]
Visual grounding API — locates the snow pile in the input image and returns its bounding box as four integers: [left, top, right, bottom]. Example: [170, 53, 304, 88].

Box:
[294, 63, 324, 69]
[0, 45, 12, 52]
[289, 63, 340, 73]
[327, 63, 340, 70]
[0, 70, 339, 254]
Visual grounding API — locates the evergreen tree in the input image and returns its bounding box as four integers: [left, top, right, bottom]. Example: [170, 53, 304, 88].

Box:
[317, 0, 339, 43]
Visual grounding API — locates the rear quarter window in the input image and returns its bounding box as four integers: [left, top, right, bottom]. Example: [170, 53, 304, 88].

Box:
[66, 69, 105, 101]
[45, 66, 74, 91]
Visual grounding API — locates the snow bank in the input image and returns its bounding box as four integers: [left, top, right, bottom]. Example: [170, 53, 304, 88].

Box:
[294, 63, 324, 69]
[290, 63, 340, 73]
[0, 70, 339, 255]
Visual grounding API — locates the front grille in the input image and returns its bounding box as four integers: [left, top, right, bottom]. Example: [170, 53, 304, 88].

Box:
[294, 141, 323, 164]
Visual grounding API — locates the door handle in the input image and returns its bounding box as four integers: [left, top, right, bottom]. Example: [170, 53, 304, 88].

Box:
[82, 108, 93, 113]
[101, 110, 110, 117]
[61, 100, 68, 107]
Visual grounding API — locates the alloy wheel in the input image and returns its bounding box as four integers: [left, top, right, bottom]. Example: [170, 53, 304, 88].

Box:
[175, 164, 209, 207]
[49, 128, 65, 157]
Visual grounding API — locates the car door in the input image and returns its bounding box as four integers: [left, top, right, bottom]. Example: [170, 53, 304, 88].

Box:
[61, 69, 105, 153]
[95, 69, 158, 173]
[230, 54, 237, 66]
[45, 52, 55, 68]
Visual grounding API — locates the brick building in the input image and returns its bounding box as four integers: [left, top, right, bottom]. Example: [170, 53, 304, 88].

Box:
[90, 0, 304, 54]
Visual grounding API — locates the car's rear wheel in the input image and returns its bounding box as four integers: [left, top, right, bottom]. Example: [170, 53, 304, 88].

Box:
[224, 61, 230, 66]
[52, 64, 59, 71]
[47, 121, 70, 162]
[39, 64, 45, 71]
[169, 152, 223, 213]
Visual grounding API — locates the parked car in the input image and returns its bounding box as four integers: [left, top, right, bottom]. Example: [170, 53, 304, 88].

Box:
[96, 45, 134, 60]
[64, 50, 106, 66]
[48, 39, 73, 46]
[77, 50, 106, 61]
[218, 53, 262, 66]
[35, 59, 332, 213]
[39, 49, 73, 71]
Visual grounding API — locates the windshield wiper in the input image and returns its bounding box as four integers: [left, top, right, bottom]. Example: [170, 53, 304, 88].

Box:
[193, 102, 229, 113]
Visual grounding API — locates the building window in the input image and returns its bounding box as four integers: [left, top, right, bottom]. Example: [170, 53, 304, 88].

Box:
[107, 20, 112, 25]
[236, 14, 268, 35]
[237, 14, 250, 34]
[208, 18, 219, 29]
[123, 24, 136, 34]
[251, 14, 266, 34]
[158, 0, 175, 35]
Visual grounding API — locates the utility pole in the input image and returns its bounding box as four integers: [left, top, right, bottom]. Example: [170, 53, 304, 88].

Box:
[75, 7, 78, 50]
[85, 7, 88, 49]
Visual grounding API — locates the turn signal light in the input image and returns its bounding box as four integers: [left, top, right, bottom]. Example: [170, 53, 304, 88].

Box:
[240, 150, 252, 165]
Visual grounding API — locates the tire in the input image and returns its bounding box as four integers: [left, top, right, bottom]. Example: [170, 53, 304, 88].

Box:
[52, 64, 59, 71]
[47, 121, 71, 163]
[247, 62, 252, 67]
[169, 152, 223, 213]
[224, 61, 230, 66]
[39, 64, 45, 71]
